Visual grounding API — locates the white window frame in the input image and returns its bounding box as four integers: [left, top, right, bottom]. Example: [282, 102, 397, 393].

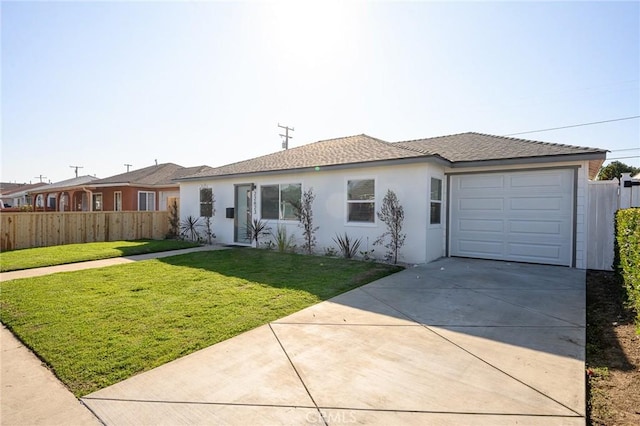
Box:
[346, 178, 376, 225]
[260, 183, 302, 221]
[429, 177, 443, 226]
[138, 191, 156, 211]
[114, 191, 122, 211]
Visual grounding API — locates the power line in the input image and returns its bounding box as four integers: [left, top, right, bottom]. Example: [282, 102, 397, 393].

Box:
[607, 156, 640, 160]
[503, 115, 640, 136]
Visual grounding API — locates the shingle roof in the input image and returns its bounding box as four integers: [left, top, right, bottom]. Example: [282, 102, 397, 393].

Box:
[29, 175, 99, 192]
[394, 132, 606, 162]
[92, 163, 186, 186]
[178, 132, 607, 180]
[0, 182, 50, 196]
[180, 134, 427, 180]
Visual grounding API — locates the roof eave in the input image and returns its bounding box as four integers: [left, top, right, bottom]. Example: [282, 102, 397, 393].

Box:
[176, 155, 448, 182]
[448, 152, 607, 169]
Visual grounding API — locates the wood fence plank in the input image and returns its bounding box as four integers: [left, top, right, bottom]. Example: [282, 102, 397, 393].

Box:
[0, 212, 170, 251]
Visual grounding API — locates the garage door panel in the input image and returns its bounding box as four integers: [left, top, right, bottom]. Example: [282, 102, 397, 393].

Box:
[457, 239, 504, 256]
[509, 173, 566, 190]
[459, 198, 504, 211]
[507, 243, 562, 260]
[509, 196, 565, 211]
[459, 219, 503, 232]
[458, 175, 504, 189]
[508, 220, 563, 235]
[450, 169, 573, 266]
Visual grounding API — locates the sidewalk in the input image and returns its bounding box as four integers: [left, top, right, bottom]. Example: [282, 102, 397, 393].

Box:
[0, 245, 222, 282]
[0, 245, 225, 425]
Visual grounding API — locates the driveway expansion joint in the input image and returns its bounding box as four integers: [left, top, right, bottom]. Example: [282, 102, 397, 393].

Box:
[268, 323, 328, 426]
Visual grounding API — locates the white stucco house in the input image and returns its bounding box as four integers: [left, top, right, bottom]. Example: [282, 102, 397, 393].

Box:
[176, 132, 606, 269]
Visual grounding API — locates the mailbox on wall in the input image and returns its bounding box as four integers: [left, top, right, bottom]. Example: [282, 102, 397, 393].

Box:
[226, 207, 234, 219]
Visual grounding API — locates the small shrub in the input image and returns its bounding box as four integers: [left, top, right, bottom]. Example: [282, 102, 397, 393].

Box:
[614, 208, 640, 329]
[324, 247, 338, 257]
[333, 233, 362, 259]
[272, 225, 296, 253]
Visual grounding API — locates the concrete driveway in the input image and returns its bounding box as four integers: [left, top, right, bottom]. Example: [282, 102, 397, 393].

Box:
[82, 257, 586, 425]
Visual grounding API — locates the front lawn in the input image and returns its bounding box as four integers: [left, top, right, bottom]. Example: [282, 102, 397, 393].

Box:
[0, 239, 200, 272]
[0, 249, 402, 396]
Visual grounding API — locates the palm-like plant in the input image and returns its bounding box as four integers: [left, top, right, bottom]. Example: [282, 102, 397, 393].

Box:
[333, 232, 362, 259]
[180, 215, 201, 242]
[272, 225, 296, 253]
[247, 218, 271, 248]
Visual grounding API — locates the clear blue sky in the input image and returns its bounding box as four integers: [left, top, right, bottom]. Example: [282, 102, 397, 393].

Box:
[2, 0, 639, 184]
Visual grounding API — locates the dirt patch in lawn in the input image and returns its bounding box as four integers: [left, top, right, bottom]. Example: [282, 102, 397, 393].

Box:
[586, 269, 640, 425]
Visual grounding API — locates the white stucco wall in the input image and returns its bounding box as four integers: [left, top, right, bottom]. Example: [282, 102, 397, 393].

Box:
[180, 161, 446, 264]
[180, 160, 591, 268]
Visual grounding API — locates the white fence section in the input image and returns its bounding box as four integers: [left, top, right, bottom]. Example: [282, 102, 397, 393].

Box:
[587, 173, 640, 271]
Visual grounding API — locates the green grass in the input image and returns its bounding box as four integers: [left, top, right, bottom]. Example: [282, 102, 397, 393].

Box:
[0, 240, 200, 272]
[0, 249, 403, 396]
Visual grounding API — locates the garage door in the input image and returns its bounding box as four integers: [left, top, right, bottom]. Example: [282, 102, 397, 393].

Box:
[449, 169, 574, 266]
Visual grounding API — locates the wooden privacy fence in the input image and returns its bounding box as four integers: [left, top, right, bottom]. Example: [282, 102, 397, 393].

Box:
[1, 211, 170, 251]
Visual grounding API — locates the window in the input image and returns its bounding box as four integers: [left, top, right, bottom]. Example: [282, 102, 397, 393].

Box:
[92, 193, 103, 211]
[430, 177, 442, 225]
[47, 195, 56, 209]
[347, 179, 375, 223]
[114, 192, 122, 211]
[138, 191, 156, 211]
[200, 187, 213, 217]
[261, 183, 301, 220]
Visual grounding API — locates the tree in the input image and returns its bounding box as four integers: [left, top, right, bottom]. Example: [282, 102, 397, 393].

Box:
[597, 161, 640, 181]
[293, 187, 319, 254]
[374, 189, 406, 264]
[200, 188, 215, 244]
[167, 200, 180, 239]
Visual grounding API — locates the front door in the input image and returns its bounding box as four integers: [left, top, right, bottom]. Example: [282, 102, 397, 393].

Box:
[234, 184, 253, 244]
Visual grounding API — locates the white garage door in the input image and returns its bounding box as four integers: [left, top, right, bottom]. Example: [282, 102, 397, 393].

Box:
[449, 169, 574, 266]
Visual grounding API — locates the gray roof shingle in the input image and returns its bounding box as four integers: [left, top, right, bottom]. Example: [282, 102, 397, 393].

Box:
[394, 132, 606, 162]
[178, 132, 607, 180]
[92, 163, 187, 186]
[181, 134, 427, 180]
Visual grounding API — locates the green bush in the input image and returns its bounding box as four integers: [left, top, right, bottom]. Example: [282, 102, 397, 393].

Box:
[614, 208, 640, 329]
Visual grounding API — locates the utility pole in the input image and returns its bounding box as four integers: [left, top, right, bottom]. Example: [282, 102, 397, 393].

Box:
[124, 163, 133, 172]
[34, 175, 47, 183]
[69, 165, 84, 178]
[278, 123, 294, 150]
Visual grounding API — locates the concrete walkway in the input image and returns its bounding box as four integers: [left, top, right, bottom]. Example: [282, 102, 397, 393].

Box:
[79, 257, 586, 425]
[0, 245, 222, 282]
[1, 253, 586, 425]
[0, 245, 225, 425]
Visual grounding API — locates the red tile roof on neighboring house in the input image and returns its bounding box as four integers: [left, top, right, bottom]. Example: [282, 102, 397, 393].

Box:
[177, 132, 607, 181]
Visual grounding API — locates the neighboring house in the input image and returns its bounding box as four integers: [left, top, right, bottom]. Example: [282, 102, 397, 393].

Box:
[84, 163, 211, 212]
[26, 163, 212, 212]
[28, 176, 99, 212]
[176, 132, 606, 269]
[0, 182, 50, 209]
